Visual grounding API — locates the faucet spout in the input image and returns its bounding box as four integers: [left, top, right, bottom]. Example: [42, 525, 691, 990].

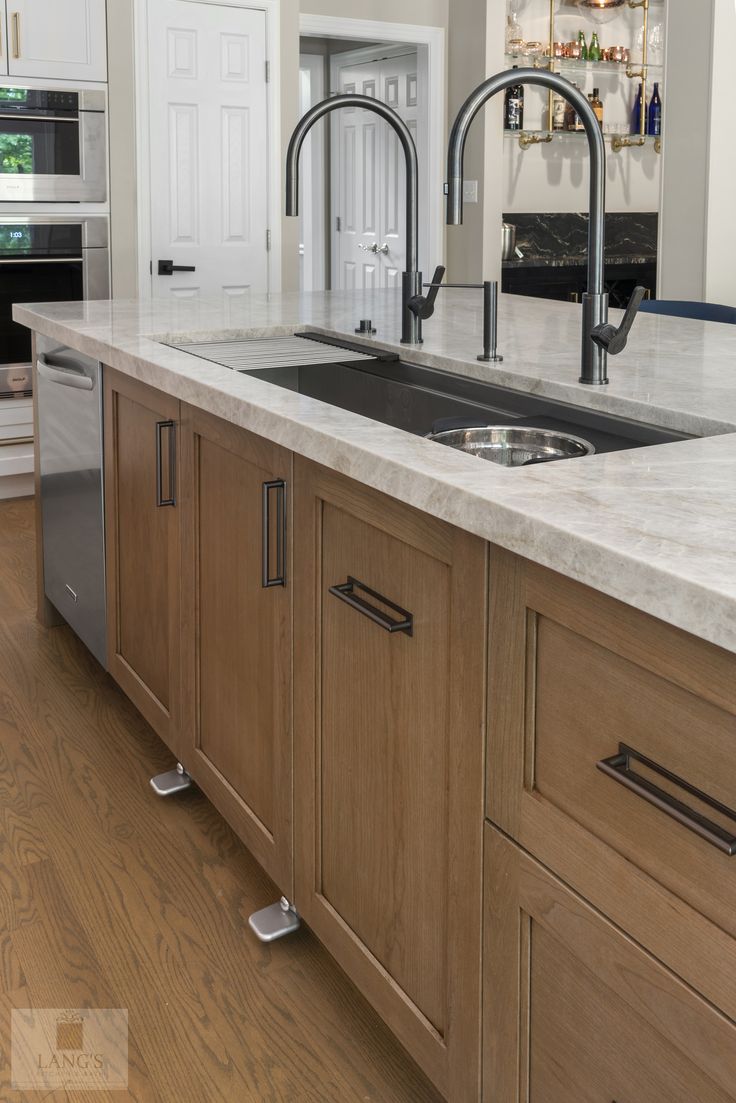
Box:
[447, 69, 615, 385]
[286, 94, 423, 345]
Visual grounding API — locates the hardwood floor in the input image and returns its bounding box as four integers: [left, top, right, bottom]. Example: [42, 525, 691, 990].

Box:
[0, 497, 442, 1103]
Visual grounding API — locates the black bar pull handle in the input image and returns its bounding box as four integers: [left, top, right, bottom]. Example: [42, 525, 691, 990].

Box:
[597, 743, 736, 856]
[262, 480, 286, 588]
[155, 420, 176, 507]
[157, 259, 196, 275]
[329, 576, 413, 636]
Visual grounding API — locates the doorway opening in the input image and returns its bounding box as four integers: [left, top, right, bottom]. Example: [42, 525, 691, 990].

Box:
[298, 16, 445, 294]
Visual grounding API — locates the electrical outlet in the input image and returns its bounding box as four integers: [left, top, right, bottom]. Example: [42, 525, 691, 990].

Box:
[463, 180, 479, 204]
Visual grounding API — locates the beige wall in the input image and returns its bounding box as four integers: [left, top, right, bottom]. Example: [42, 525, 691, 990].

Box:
[302, 0, 448, 24]
[107, 0, 139, 298]
[445, 0, 504, 284]
[645, 0, 734, 305]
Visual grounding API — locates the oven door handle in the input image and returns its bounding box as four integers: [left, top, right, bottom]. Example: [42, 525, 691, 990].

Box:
[37, 357, 94, 391]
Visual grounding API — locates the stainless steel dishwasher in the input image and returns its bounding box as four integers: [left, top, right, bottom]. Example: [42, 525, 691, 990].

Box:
[36, 335, 106, 665]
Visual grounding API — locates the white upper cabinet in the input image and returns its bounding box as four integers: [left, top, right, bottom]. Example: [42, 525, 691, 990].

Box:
[5, 0, 107, 82]
[0, 9, 7, 75]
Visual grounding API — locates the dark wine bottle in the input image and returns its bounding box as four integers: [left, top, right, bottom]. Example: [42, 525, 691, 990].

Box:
[504, 66, 524, 131]
[648, 82, 662, 136]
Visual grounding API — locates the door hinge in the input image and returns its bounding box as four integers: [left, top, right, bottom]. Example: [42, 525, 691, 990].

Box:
[266, 229, 272, 252]
[149, 260, 153, 275]
[265, 60, 270, 83]
[336, 216, 342, 233]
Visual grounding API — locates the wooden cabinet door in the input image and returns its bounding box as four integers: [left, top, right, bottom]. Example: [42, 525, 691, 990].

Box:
[293, 458, 487, 1103]
[487, 546, 736, 1023]
[180, 406, 292, 896]
[485, 825, 736, 1103]
[104, 369, 182, 757]
[7, 0, 107, 81]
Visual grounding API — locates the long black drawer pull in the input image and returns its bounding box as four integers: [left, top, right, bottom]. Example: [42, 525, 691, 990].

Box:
[329, 577, 413, 636]
[262, 480, 286, 588]
[597, 743, 736, 856]
[155, 420, 176, 507]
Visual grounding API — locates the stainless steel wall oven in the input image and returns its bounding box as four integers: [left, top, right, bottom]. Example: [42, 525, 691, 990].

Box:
[0, 85, 106, 203]
[0, 215, 109, 397]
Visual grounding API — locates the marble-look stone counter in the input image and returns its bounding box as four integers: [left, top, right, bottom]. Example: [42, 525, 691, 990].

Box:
[14, 290, 736, 655]
[502, 211, 658, 268]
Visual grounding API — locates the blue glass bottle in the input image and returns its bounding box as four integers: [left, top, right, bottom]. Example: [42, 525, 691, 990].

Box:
[648, 82, 662, 137]
[631, 82, 646, 135]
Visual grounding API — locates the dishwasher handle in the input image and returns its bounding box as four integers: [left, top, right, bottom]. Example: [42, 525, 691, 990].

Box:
[37, 356, 95, 391]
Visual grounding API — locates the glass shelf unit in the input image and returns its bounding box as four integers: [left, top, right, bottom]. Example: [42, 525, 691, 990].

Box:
[503, 129, 662, 154]
[504, 53, 664, 77]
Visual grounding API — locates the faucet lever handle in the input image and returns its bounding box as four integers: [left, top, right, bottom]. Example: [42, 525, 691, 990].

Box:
[591, 286, 646, 356]
[408, 265, 446, 320]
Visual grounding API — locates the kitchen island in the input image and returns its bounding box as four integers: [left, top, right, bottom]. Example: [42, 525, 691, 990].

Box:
[16, 291, 736, 1102]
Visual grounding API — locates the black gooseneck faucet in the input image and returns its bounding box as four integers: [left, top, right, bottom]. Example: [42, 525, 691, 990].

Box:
[285, 93, 424, 345]
[446, 68, 645, 385]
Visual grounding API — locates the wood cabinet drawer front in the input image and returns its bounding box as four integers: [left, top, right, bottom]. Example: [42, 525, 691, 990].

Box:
[180, 407, 293, 895]
[485, 827, 736, 1103]
[488, 549, 736, 1009]
[295, 460, 486, 1100]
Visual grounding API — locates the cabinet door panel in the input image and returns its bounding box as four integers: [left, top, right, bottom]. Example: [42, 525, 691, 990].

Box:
[0, 11, 8, 76]
[8, 0, 107, 81]
[487, 546, 736, 1021]
[181, 406, 292, 895]
[104, 369, 181, 755]
[484, 826, 736, 1103]
[294, 459, 486, 1102]
[321, 502, 449, 1032]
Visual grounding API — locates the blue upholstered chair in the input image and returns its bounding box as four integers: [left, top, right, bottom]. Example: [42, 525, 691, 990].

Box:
[639, 299, 736, 325]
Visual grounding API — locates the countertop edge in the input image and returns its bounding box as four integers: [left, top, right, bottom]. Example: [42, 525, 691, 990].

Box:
[19, 305, 736, 657]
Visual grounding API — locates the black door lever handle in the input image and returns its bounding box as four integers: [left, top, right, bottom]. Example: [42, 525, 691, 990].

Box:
[157, 259, 196, 276]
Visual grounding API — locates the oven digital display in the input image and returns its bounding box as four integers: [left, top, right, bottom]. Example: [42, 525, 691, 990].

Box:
[0, 224, 82, 257]
[0, 225, 31, 251]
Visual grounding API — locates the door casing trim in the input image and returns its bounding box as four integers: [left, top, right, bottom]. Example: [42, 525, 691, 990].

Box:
[299, 13, 446, 278]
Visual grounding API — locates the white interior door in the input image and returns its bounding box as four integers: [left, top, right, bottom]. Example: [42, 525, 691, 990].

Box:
[331, 48, 426, 291]
[147, 0, 269, 304]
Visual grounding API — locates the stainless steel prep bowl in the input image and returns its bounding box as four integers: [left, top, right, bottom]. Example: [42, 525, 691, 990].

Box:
[427, 425, 595, 467]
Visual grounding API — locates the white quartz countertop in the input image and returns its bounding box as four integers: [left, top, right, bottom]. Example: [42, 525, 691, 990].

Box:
[15, 290, 736, 655]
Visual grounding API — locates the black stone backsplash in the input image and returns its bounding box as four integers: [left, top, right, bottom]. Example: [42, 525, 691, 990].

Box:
[502, 212, 658, 268]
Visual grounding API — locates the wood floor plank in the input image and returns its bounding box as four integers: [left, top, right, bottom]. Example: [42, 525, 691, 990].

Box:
[0, 934, 26, 993]
[0, 497, 442, 1102]
[11, 861, 154, 1103]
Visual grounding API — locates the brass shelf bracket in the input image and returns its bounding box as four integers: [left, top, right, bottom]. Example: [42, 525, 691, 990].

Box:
[519, 132, 554, 150]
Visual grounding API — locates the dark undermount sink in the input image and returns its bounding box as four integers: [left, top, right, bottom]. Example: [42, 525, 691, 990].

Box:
[170, 332, 691, 461]
[241, 354, 690, 460]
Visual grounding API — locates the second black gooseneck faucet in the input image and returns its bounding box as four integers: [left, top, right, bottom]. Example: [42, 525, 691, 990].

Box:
[285, 94, 424, 346]
[285, 69, 645, 385]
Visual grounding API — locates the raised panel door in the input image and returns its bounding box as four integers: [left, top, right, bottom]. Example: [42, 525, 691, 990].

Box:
[147, 0, 269, 305]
